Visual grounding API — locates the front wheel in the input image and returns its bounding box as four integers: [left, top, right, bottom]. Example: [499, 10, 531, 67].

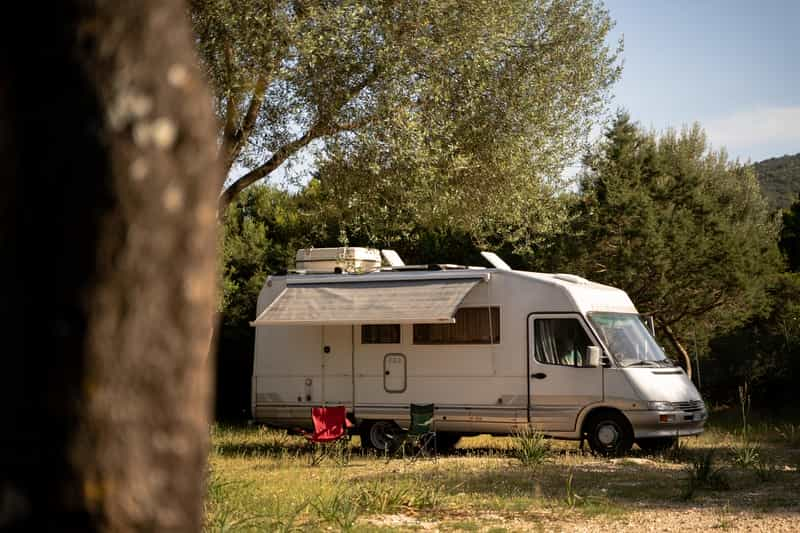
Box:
[636, 437, 677, 453]
[360, 420, 403, 452]
[585, 412, 633, 456]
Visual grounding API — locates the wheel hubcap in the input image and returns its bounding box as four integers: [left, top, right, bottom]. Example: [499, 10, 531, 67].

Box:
[597, 423, 619, 446]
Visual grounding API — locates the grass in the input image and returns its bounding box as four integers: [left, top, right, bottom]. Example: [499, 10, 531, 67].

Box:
[510, 425, 551, 467]
[205, 412, 800, 531]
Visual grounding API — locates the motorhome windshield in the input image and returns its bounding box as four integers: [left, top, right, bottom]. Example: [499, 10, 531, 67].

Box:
[588, 312, 672, 367]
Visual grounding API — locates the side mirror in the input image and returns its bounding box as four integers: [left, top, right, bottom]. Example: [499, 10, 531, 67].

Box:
[587, 346, 601, 368]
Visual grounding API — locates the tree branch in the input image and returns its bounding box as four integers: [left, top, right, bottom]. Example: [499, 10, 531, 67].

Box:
[219, 67, 382, 211]
[223, 75, 267, 172]
[218, 124, 322, 212]
[221, 40, 239, 148]
[659, 321, 693, 380]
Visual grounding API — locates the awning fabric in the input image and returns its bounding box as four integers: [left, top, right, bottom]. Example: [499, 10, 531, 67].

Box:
[251, 278, 482, 326]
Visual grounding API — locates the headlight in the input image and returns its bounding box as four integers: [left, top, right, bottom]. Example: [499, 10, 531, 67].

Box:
[647, 401, 672, 411]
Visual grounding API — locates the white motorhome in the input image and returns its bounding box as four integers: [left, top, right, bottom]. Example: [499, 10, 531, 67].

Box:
[251, 248, 707, 455]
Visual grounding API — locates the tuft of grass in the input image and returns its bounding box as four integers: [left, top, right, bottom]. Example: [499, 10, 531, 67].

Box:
[776, 423, 800, 447]
[730, 441, 761, 468]
[354, 479, 443, 514]
[564, 470, 580, 508]
[682, 448, 729, 500]
[311, 489, 360, 531]
[511, 426, 551, 467]
[205, 469, 309, 532]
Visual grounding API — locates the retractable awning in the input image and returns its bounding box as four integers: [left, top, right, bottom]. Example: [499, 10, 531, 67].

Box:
[251, 277, 483, 326]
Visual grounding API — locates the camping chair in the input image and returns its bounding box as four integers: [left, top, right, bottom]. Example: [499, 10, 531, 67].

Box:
[406, 403, 437, 461]
[300, 406, 353, 465]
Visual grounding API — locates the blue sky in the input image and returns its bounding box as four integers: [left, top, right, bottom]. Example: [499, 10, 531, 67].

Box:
[603, 0, 800, 163]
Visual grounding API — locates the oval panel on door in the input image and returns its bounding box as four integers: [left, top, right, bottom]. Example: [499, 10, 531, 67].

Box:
[383, 353, 406, 393]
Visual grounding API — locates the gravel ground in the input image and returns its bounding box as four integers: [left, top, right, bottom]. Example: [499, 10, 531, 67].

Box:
[369, 507, 800, 532]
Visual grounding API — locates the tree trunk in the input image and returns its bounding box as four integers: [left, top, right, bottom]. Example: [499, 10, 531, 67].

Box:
[661, 323, 693, 380]
[2, 1, 221, 530]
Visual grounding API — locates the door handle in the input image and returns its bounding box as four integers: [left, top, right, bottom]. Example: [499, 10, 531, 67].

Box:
[530, 373, 547, 379]
[385, 370, 390, 375]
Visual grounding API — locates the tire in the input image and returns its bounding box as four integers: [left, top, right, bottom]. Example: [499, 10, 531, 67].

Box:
[636, 437, 677, 453]
[359, 420, 403, 452]
[434, 432, 462, 453]
[585, 411, 634, 457]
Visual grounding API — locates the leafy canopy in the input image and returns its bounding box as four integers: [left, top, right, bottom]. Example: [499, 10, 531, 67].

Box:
[558, 113, 782, 344]
[191, 0, 621, 230]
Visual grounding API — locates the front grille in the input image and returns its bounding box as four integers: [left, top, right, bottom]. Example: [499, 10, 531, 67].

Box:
[669, 400, 704, 412]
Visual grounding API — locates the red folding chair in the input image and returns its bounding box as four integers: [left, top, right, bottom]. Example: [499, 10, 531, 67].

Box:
[301, 406, 353, 465]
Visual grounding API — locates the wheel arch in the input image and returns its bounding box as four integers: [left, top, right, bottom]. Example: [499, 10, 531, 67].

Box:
[578, 405, 633, 437]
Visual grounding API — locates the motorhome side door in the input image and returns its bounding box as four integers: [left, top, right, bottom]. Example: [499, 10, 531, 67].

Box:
[527, 314, 603, 432]
[321, 325, 354, 407]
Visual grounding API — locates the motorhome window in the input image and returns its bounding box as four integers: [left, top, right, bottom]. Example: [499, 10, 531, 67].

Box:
[413, 307, 500, 344]
[533, 318, 593, 367]
[588, 312, 669, 366]
[362, 324, 401, 344]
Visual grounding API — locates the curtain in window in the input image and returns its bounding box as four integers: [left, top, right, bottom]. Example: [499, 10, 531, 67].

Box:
[535, 319, 591, 367]
[535, 320, 560, 364]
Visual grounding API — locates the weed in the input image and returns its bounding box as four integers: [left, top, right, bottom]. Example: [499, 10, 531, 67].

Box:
[564, 470, 581, 508]
[355, 479, 444, 513]
[664, 438, 691, 462]
[731, 441, 761, 468]
[355, 483, 411, 514]
[776, 423, 800, 447]
[205, 470, 307, 532]
[512, 426, 551, 467]
[311, 489, 360, 531]
[738, 382, 751, 439]
[682, 448, 729, 500]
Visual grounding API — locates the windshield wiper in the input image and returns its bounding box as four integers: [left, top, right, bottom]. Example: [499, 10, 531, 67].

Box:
[624, 360, 659, 367]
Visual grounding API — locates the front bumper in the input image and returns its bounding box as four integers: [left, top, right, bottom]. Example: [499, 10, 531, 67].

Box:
[625, 408, 708, 439]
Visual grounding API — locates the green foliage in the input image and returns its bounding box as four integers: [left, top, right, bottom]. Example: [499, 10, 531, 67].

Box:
[310, 489, 360, 531]
[754, 153, 800, 210]
[705, 273, 800, 406]
[780, 194, 800, 271]
[220, 186, 311, 325]
[193, 0, 621, 233]
[730, 441, 761, 468]
[511, 426, 552, 467]
[217, 185, 318, 419]
[315, 0, 621, 241]
[553, 112, 782, 353]
[776, 423, 800, 447]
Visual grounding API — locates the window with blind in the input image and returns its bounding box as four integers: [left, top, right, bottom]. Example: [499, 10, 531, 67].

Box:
[361, 324, 401, 344]
[413, 307, 500, 344]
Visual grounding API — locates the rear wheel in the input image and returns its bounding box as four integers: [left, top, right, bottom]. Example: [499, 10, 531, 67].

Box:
[585, 411, 633, 456]
[360, 420, 403, 452]
[636, 437, 677, 453]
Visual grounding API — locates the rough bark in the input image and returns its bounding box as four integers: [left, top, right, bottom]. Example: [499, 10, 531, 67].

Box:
[2, 1, 220, 530]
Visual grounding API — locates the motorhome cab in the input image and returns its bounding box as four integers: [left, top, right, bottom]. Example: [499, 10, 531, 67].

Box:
[251, 247, 707, 455]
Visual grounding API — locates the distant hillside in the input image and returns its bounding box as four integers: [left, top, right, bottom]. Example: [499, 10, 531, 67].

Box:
[754, 153, 800, 210]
